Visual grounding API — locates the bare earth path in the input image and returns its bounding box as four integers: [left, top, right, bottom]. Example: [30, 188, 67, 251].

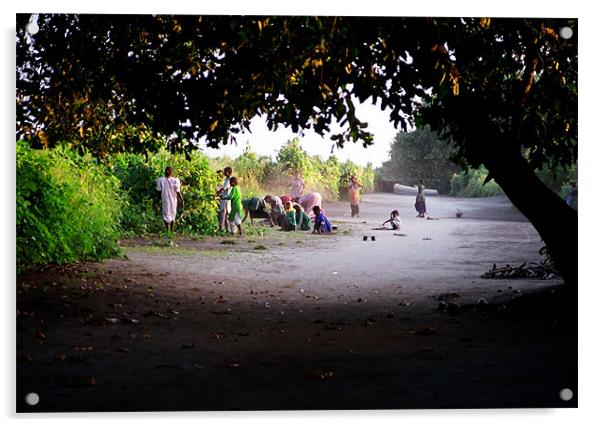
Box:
[16, 193, 577, 412]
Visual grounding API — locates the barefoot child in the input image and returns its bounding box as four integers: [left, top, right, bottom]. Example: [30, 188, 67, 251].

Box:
[312, 206, 332, 234]
[373, 210, 401, 230]
[225, 177, 243, 236]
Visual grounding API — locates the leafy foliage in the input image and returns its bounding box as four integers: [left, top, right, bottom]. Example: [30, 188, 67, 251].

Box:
[17, 15, 576, 170]
[449, 166, 504, 198]
[209, 139, 374, 201]
[16, 141, 122, 272]
[110, 150, 220, 236]
[381, 127, 460, 193]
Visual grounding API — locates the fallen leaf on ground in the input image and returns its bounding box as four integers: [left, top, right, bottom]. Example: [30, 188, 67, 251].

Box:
[17, 353, 34, 363]
[307, 369, 334, 380]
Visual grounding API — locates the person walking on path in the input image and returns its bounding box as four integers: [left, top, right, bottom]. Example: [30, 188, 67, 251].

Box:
[156, 166, 184, 232]
[348, 175, 363, 218]
[415, 179, 427, 218]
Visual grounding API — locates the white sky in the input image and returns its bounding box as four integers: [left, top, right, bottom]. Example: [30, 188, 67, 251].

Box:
[201, 99, 399, 167]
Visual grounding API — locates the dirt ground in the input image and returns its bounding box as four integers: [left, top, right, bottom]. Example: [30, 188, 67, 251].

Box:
[16, 192, 577, 412]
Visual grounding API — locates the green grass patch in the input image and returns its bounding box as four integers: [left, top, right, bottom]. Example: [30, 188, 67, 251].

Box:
[124, 245, 198, 256]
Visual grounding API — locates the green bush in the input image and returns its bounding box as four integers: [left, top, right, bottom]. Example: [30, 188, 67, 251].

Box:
[16, 141, 123, 272]
[536, 163, 577, 205]
[450, 166, 504, 197]
[110, 150, 220, 236]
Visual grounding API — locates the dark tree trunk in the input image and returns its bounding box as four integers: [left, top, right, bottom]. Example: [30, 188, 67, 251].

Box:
[481, 139, 577, 286]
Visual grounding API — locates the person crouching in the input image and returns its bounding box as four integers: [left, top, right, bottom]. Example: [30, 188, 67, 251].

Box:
[312, 206, 332, 234]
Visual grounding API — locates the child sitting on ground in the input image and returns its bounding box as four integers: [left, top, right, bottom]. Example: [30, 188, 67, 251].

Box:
[280, 201, 297, 231]
[373, 210, 401, 230]
[293, 203, 311, 231]
[312, 206, 332, 234]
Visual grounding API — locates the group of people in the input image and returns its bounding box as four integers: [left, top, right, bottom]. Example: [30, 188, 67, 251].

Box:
[156, 164, 429, 238]
[215, 168, 333, 236]
[156, 166, 334, 236]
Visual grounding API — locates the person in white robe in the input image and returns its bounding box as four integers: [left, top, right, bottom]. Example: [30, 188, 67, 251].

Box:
[156, 166, 184, 231]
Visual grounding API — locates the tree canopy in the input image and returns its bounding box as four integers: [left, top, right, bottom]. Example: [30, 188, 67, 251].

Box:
[381, 127, 460, 193]
[17, 15, 576, 166]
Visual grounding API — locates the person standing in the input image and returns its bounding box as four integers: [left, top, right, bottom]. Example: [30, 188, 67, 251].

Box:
[156, 166, 184, 232]
[225, 176, 244, 236]
[415, 179, 427, 218]
[216, 166, 233, 233]
[291, 171, 306, 198]
[348, 175, 363, 218]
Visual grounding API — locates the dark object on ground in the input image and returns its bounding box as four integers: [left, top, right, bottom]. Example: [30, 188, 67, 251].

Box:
[447, 302, 462, 315]
[456, 209, 463, 218]
[481, 262, 559, 280]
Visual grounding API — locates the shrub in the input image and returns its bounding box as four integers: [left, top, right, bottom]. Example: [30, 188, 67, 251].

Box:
[16, 141, 123, 272]
[449, 166, 504, 197]
[110, 149, 220, 236]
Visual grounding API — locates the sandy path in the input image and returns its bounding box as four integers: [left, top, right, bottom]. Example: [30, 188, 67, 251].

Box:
[16, 193, 575, 411]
